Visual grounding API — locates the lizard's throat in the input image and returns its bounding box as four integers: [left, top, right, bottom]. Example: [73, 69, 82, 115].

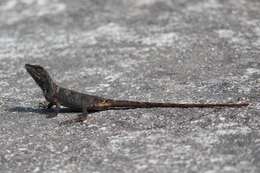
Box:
[44, 83, 59, 102]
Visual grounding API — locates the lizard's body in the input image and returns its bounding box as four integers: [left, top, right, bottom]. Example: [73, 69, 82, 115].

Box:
[55, 87, 248, 110]
[25, 64, 249, 123]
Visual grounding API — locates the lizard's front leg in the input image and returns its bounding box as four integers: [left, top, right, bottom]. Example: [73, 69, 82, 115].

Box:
[46, 102, 61, 118]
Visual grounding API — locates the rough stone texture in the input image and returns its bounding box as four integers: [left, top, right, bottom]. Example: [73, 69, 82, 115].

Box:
[0, 0, 260, 172]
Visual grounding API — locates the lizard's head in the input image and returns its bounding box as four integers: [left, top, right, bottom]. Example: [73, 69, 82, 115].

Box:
[25, 64, 55, 96]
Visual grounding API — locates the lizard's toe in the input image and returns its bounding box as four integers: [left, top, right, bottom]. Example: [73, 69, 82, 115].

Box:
[59, 116, 95, 125]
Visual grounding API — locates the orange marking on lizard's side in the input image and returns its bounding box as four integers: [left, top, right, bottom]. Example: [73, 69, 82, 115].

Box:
[96, 100, 112, 107]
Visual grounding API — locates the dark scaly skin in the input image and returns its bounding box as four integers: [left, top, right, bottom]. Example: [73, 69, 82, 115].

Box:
[25, 64, 249, 123]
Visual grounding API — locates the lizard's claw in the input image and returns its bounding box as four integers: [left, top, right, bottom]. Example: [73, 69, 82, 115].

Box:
[39, 102, 47, 108]
[39, 101, 53, 109]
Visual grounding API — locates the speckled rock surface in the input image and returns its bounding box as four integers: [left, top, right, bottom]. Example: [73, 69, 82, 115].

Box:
[0, 0, 260, 172]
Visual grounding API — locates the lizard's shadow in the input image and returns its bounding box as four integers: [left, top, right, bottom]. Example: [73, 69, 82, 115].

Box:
[8, 106, 133, 117]
[8, 106, 101, 116]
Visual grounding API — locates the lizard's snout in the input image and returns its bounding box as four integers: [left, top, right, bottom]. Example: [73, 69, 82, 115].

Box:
[25, 64, 32, 71]
[25, 64, 33, 69]
[25, 64, 40, 77]
[25, 64, 39, 73]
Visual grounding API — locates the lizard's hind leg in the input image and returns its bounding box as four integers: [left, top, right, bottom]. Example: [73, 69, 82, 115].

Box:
[60, 105, 95, 125]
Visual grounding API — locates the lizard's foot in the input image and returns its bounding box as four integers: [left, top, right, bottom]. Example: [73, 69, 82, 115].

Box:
[46, 106, 60, 118]
[39, 101, 53, 109]
[60, 116, 95, 125]
[39, 102, 48, 108]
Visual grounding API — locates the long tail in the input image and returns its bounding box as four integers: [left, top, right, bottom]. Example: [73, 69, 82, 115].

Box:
[99, 99, 249, 109]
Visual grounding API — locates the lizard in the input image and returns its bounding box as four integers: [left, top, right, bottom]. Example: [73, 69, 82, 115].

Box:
[25, 64, 249, 124]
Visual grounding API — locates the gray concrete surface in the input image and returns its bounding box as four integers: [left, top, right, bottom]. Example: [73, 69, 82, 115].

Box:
[0, 0, 260, 172]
